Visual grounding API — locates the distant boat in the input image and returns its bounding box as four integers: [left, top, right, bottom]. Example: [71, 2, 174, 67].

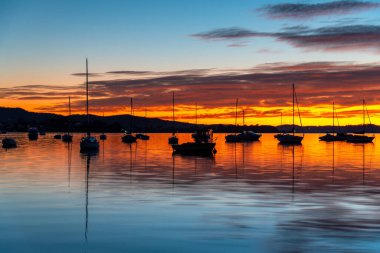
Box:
[274, 112, 283, 138]
[122, 97, 137, 143]
[62, 96, 73, 142]
[275, 83, 304, 144]
[225, 98, 240, 143]
[2, 138, 17, 149]
[80, 58, 99, 152]
[236, 107, 261, 141]
[226, 99, 261, 142]
[346, 100, 375, 143]
[54, 134, 62, 139]
[99, 112, 107, 140]
[172, 128, 216, 155]
[136, 133, 149, 140]
[136, 108, 150, 140]
[319, 102, 348, 142]
[28, 127, 39, 140]
[168, 92, 178, 144]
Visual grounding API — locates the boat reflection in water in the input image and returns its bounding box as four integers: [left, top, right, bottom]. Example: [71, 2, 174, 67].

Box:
[1, 133, 380, 253]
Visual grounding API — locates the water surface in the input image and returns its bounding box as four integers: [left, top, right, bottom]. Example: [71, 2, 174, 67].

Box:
[1, 133, 380, 253]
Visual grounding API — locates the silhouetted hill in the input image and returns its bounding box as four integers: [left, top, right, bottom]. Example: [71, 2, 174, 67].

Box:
[0, 107, 277, 133]
[1, 107, 378, 133]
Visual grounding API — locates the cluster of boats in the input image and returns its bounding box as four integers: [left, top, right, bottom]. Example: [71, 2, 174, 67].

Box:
[1, 62, 376, 152]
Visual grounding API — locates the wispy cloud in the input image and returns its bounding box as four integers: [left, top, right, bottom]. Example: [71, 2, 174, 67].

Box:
[5, 62, 380, 118]
[192, 25, 380, 52]
[259, 0, 379, 19]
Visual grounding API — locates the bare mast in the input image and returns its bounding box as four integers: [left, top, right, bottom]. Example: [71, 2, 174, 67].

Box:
[86, 58, 90, 136]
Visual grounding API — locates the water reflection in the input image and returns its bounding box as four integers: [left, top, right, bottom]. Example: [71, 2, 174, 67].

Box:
[0, 133, 380, 253]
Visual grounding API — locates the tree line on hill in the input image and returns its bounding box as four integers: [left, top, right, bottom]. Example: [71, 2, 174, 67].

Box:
[0, 107, 378, 133]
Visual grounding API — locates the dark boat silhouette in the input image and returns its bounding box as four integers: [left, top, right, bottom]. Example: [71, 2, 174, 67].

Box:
[168, 92, 178, 144]
[226, 99, 261, 142]
[346, 100, 375, 143]
[172, 128, 216, 155]
[80, 58, 99, 152]
[275, 83, 304, 145]
[54, 134, 62, 139]
[122, 98, 137, 143]
[2, 138, 17, 149]
[62, 96, 73, 142]
[28, 127, 39, 140]
[99, 112, 107, 140]
[320, 102, 348, 142]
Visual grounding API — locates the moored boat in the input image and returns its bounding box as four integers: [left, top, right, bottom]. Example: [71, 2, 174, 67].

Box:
[346, 100, 375, 143]
[28, 127, 39, 140]
[275, 83, 304, 145]
[54, 134, 62, 139]
[62, 96, 73, 143]
[122, 98, 137, 143]
[320, 102, 347, 142]
[172, 128, 216, 155]
[136, 133, 150, 140]
[80, 58, 99, 152]
[2, 138, 17, 149]
[168, 92, 179, 144]
[122, 131, 137, 143]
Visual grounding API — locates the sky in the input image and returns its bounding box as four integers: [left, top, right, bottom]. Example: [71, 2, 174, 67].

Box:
[1, 0, 380, 126]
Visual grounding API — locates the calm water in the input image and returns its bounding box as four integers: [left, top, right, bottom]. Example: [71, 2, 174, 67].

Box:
[1, 133, 380, 253]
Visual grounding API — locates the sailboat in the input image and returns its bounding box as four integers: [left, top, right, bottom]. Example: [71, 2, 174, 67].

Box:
[80, 58, 100, 152]
[136, 108, 150, 140]
[225, 99, 240, 142]
[274, 112, 284, 138]
[172, 103, 216, 155]
[168, 92, 179, 144]
[122, 98, 137, 143]
[2, 134, 17, 149]
[99, 112, 107, 140]
[319, 102, 347, 142]
[62, 96, 73, 142]
[346, 100, 375, 143]
[275, 83, 304, 144]
[28, 127, 39, 140]
[236, 107, 261, 141]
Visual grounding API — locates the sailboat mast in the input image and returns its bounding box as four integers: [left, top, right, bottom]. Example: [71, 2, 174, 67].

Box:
[86, 58, 90, 136]
[130, 97, 133, 133]
[243, 109, 245, 126]
[172, 92, 175, 134]
[69, 96, 71, 116]
[68, 96, 71, 135]
[235, 98, 238, 129]
[333, 102, 335, 134]
[292, 83, 295, 136]
[195, 103, 198, 125]
[363, 99, 365, 133]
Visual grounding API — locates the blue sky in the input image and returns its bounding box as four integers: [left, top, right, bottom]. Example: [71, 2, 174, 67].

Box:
[1, 0, 380, 87]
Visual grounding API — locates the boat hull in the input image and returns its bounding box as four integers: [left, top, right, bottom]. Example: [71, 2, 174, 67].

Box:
[225, 134, 239, 142]
[62, 134, 73, 142]
[172, 142, 216, 154]
[122, 134, 137, 143]
[346, 135, 374, 143]
[319, 134, 347, 142]
[80, 137, 99, 151]
[275, 134, 303, 144]
[168, 136, 178, 144]
[2, 138, 17, 149]
[237, 133, 261, 142]
[100, 134, 107, 140]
